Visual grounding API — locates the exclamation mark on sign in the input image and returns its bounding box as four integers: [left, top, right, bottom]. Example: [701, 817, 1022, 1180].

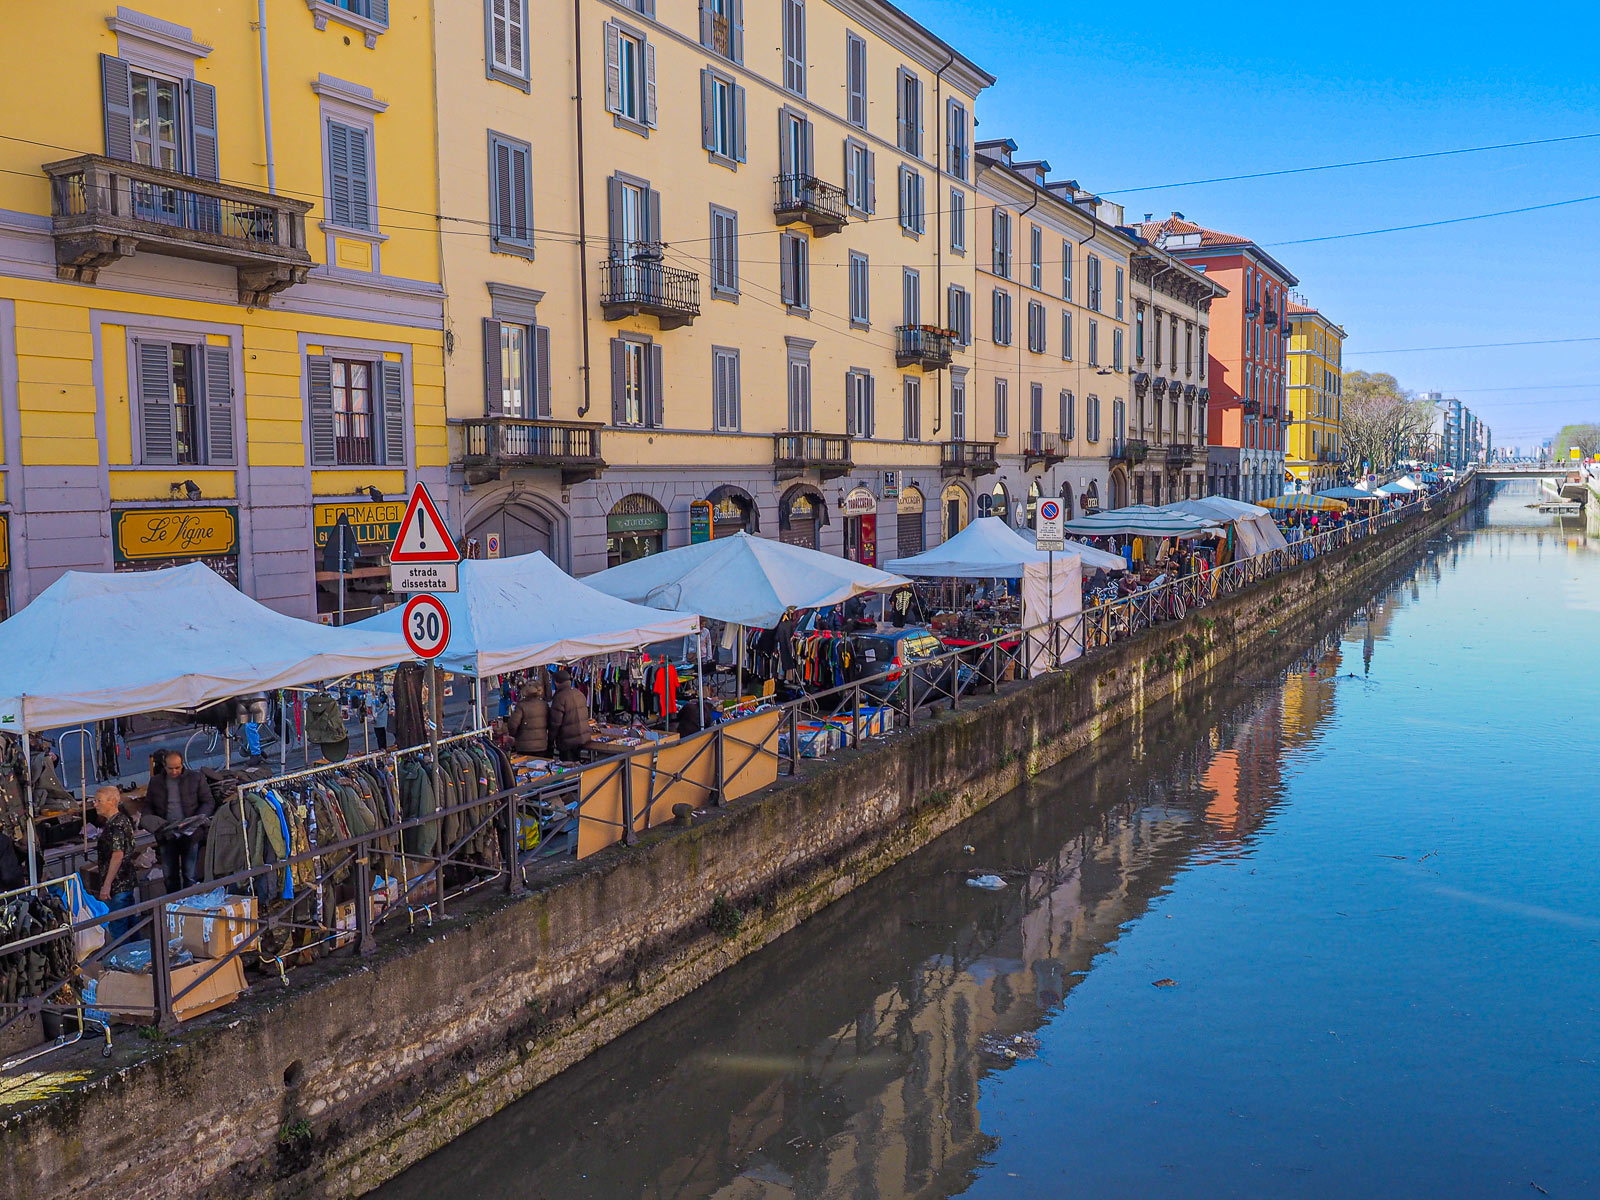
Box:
[416, 509, 427, 551]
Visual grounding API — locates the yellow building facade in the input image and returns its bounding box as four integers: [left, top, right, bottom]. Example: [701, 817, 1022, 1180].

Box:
[0, 1, 445, 619]
[434, 0, 991, 572]
[1285, 300, 1343, 491]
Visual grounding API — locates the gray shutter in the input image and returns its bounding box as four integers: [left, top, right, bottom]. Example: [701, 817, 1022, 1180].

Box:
[483, 318, 504, 415]
[490, 137, 508, 239]
[733, 85, 746, 163]
[946, 99, 955, 175]
[778, 112, 793, 176]
[101, 55, 134, 162]
[534, 325, 552, 417]
[327, 122, 351, 225]
[646, 187, 662, 244]
[895, 68, 909, 149]
[512, 142, 530, 246]
[135, 340, 176, 466]
[847, 36, 865, 127]
[187, 79, 219, 182]
[381, 360, 405, 466]
[307, 355, 337, 466]
[699, 0, 714, 48]
[802, 118, 815, 178]
[779, 238, 794, 306]
[866, 374, 875, 439]
[201, 344, 234, 465]
[701, 70, 716, 152]
[370, 0, 389, 25]
[914, 79, 924, 156]
[604, 22, 622, 115]
[643, 39, 658, 127]
[730, 0, 744, 62]
[607, 175, 625, 255]
[844, 143, 858, 208]
[347, 126, 371, 229]
[610, 338, 626, 425]
[648, 343, 664, 428]
[865, 150, 875, 213]
[844, 374, 855, 436]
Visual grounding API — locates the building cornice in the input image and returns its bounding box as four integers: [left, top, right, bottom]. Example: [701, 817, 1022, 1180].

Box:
[827, 0, 995, 95]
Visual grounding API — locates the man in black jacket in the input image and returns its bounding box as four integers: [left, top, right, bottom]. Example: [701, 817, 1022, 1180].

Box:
[145, 751, 212, 893]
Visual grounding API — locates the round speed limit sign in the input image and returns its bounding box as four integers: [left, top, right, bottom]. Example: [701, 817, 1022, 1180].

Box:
[402, 593, 451, 660]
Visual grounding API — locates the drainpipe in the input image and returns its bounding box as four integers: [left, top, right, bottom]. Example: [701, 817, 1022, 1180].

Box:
[573, 0, 594, 417]
[1015, 188, 1038, 474]
[931, 50, 954, 437]
[256, 0, 275, 193]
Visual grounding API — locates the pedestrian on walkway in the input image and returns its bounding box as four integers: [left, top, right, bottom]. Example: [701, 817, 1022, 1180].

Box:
[92, 786, 139, 940]
[370, 685, 391, 750]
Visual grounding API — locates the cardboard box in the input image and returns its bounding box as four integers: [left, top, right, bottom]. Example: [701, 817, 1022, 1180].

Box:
[94, 955, 246, 1023]
[333, 901, 356, 949]
[166, 895, 258, 960]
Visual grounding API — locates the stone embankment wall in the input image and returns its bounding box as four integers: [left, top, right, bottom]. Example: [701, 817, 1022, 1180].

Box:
[1, 482, 1478, 1200]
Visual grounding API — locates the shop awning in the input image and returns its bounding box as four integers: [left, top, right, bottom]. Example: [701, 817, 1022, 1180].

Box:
[0, 563, 411, 731]
[585, 532, 908, 628]
[1059, 505, 1223, 538]
[1374, 480, 1418, 496]
[352, 552, 700, 676]
[1163, 499, 1290, 556]
[1316, 487, 1383, 501]
[1258, 493, 1349, 511]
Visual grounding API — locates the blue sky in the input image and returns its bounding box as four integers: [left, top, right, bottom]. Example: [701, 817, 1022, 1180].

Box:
[901, 0, 1600, 450]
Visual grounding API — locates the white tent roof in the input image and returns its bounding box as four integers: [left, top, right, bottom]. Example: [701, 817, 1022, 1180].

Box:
[0, 564, 411, 731]
[1014, 526, 1129, 572]
[1061, 505, 1222, 538]
[886, 517, 1080, 578]
[352, 552, 700, 676]
[584, 532, 908, 629]
[1165, 496, 1269, 521]
[1163, 499, 1289, 557]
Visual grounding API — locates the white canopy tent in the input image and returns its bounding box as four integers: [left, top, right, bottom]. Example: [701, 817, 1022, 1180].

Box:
[885, 517, 1090, 576]
[351, 553, 699, 677]
[1060, 505, 1223, 539]
[0, 563, 411, 733]
[1163, 498, 1289, 557]
[585, 532, 909, 629]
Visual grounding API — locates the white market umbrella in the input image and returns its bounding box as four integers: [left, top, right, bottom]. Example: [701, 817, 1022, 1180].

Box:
[1163, 499, 1289, 556]
[1060, 505, 1222, 539]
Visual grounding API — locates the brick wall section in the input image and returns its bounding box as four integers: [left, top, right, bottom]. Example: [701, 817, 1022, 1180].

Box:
[0, 483, 1479, 1200]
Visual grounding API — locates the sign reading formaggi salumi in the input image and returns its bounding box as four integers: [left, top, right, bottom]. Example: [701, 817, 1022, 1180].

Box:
[113, 506, 240, 562]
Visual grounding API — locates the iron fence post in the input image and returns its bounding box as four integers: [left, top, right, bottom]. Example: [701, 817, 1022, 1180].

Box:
[787, 705, 799, 775]
[354, 836, 376, 956]
[150, 909, 176, 1030]
[852, 683, 862, 743]
[621, 755, 636, 845]
[712, 724, 726, 805]
[904, 663, 916, 730]
[504, 789, 525, 894]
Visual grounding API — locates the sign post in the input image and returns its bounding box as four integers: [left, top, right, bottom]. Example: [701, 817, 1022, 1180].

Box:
[401, 592, 451, 854]
[1036, 499, 1065, 667]
[389, 482, 461, 594]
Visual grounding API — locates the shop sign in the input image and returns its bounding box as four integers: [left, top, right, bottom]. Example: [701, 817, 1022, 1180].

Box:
[688, 499, 712, 544]
[113, 506, 239, 563]
[314, 501, 405, 550]
[0, 513, 9, 572]
[881, 470, 900, 499]
[843, 487, 877, 517]
[896, 486, 924, 515]
[607, 511, 669, 534]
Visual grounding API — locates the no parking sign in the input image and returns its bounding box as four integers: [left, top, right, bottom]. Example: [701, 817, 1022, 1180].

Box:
[1036, 498, 1065, 551]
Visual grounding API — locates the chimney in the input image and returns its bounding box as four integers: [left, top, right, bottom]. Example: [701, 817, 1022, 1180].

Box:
[1172, 211, 1184, 220]
[1143, 212, 1153, 223]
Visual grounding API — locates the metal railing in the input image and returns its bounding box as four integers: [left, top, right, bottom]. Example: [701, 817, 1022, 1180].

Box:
[894, 326, 956, 369]
[942, 440, 998, 474]
[458, 417, 604, 466]
[1113, 437, 1150, 464]
[1165, 443, 1196, 466]
[774, 174, 850, 229]
[598, 254, 700, 319]
[774, 432, 853, 478]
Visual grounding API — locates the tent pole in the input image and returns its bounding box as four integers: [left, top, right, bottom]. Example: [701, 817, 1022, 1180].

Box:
[696, 628, 705, 727]
[19, 722, 38, 888]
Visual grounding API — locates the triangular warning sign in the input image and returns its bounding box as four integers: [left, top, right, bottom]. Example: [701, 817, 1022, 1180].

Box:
[389, 482, 460, 563]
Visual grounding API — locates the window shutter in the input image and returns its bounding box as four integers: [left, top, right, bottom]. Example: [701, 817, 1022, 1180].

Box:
[134, 340, 177, 466]
[844, 374, 856, 436]
[511, 142, 530, 247]
[370, 0, 389, 26]
[610, 338, 626, 425]
[802, 119, 814, 178]
[866, 374, 875, 438]
[643, 39, 658, 127]
[780, 238, 795, 306]
[646, 187, 662, 244]
[307, 355, 337, 466]
[648, 343, 664, 427]
[847, 35, 866, 127]
[733, 85, 748, 162]
[778, 113, 794, 177]
[381, 360, 405, 466]
[895, 68, 909, 149]
[100, 55, 134, 162]
[604, 22, 622, 115]
[534, 325, 552, 417]
[945, 99, 955, 175]
[606, 176, 625, 255]
[701, 71, 716, 152]
[327, 122, 351, 225]
[482, 318, 504, 415]
[730, 0, 744, 62]
[187, 80, 219, 182]
[699, 0, 714, 48]
[201, 344, 235, 465]
[914, 83, 924, 156]
[844, 143, 858, 208]
[865, 150, 875, 213]
[507, 0, 525, 73]
[347, 126, 371, 229]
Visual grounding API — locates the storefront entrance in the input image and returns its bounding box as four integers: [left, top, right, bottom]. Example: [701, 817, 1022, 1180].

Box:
[940, 481, 969, 542]
[780, 484, 827, 549]
[466, 498, 556, 564]
[842, 486, 877, 566]
[895, 486, 925, 558]
[607, 494, 667, 567]
[313, 498, 404, 623]
[706, 485, 758, 539]
[113, 504, 241, 590]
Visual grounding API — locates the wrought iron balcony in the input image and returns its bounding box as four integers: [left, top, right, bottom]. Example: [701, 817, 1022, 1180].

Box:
[1165, 443, 1196, 467]
[457, 417, 606, 486]
[43, 154, 312, 304]
[895, 326, 957, 370]
[774, 432, 853, 481]
[941, 439, 998, 477]
[1023, 431, 1064, 470]
[599, 251, 700, 329]
[1112, 437, 1150, 465]
[774, 174, 849, 235]
[1263, 308, 1279, 328]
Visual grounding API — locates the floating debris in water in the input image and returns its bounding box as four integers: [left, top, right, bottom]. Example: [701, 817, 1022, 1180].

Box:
[979, 1032, 1040, 1060]
[1152, 978, 1178, 988]
[966, 874, 1007, 890]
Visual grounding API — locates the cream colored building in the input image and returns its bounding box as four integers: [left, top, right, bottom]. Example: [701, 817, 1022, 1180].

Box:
[969, 140, 1133, 528]
[437, 0, 991, 573]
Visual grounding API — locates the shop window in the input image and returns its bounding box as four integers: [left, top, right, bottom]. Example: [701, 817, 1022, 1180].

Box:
[607, 494, 667, 566]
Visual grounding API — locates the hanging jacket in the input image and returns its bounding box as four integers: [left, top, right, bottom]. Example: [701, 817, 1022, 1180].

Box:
[399, 757, 438, 856]
[204, 797, 252, 880]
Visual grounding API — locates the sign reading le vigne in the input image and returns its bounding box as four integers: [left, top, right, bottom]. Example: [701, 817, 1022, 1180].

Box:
[113, 507, 240, 562]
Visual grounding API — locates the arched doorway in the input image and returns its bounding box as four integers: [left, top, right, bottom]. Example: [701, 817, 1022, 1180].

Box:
[990, 482, 1012, 526]
[1108, 466, 1129, 509]
[1059, 480, 1075, 519]
[1085, 480, 1101, 512]
[895, 485, 925, 558]
[466, 497, 556, 564]
[1025, 480, 1042, 528]
[606, 494, 667, 567]
[842, 486, 877, 566]
[706, 484, 758, 538]
[940, 481, 970, 541]
[779, 483, 828, 548]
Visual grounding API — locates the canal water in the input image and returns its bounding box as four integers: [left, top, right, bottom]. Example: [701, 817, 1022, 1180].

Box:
[376, 482, 1599, 1200]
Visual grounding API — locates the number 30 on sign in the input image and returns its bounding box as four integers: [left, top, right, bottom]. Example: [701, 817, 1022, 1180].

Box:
[402, 594, 451, 660]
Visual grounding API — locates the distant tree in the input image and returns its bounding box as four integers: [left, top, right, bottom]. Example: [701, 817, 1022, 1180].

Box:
[1341, 371, 1431, 472]
[1552, 422, 1600, 460]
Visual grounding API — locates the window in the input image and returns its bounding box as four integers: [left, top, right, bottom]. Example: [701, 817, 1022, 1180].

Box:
[780, 232, 810, 311]
[901, 268, 920, 327]
[991, 289, 1012, 345]
[1153, 311, 1162, 367]
[992, 208, 1011, 277]
[128, 69, 184, 172]
[847, 369, 874, 437]
[1185, 326, 1193, 375]
[898, 166, 925, 235]
[1170, 322, 1178, 372]
[709, 205, 739, 298]
[604, 21, 656, 130]
[779, 109, 812, 179]
[1062, 240, 1073, 300]
[844, 138, 874, 213]
[903, 377, 921, 441]
[1088, 318, 1098, 365]
[1086, 254, 1102, 312]
[846, 31, 866, 127]
[326, 119, 372, 230]
[1135, 305, 1145, 361]
[1059, 389, 1074, 440]
[1087, 394, 1100, 442]
[610, 337, 661, 427]
[787, 342, 812, 430]
[1030, 383, 1044, 435]
[698, 0, 743, 62]
[1199, 330, 1207, 378]
[700, 69, 746, 163]
[897, 67, 922, 157]
[487, 0, 529, 86]
[308, 350, 403, 466]
[489, 132, 533, 255]
[1027, 300, 1046, 353]
[783, 0, 806, 94]
[949, 187, 965, 253]
[133, 338, 235, 466]
[994, 378, 1009, 438]
[335, 359, 374, 463]
[948, 375, 967, 440]
[1030, 225, 1042, 290]
[947, 284, 971, 346]
[849, 251, 870, 327]
[1114, 266, 1124, 319]
[1061, 311, 1073, 360]
[483, 296, 551, 421]
[946, 98, 969, 180]
[712, 347, 740, 430]
[1113, 327, 1124, 371]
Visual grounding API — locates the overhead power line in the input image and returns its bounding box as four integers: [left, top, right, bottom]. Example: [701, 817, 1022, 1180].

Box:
[1265, 194, 1600, 247]
[1346, 335, 1600, 355]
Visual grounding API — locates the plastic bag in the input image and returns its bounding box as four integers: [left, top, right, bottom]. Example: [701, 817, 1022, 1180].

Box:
[966, 874, 1007, 890]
